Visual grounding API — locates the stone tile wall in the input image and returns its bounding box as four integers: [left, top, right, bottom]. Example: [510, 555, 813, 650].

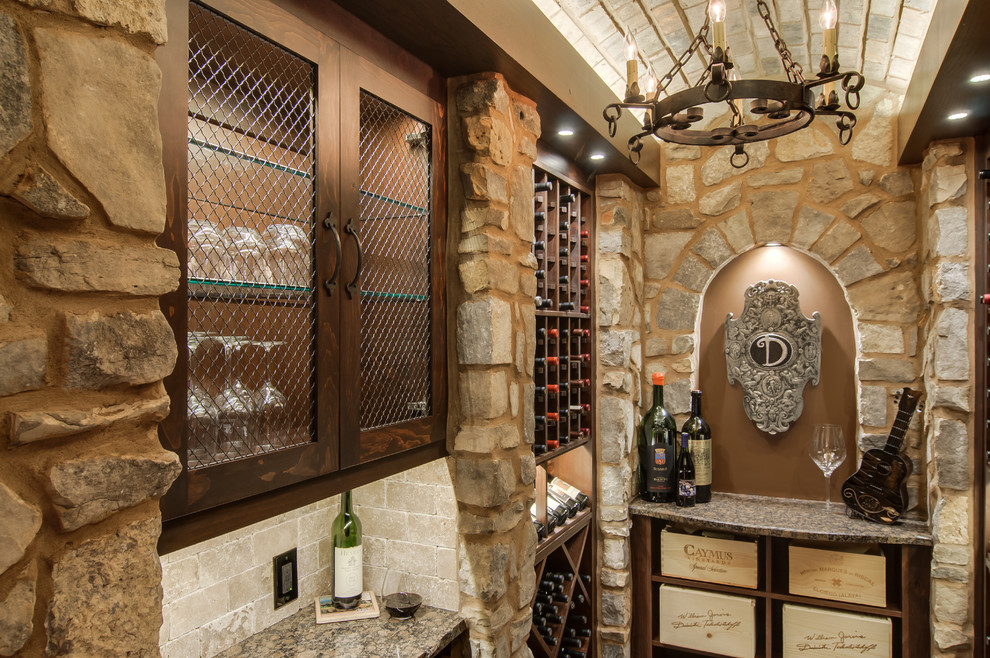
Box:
[159, 460, 459, 658]
[920, 140, 977, 655]
[448, 74, 541, 657]
[0, 1, 180, 655]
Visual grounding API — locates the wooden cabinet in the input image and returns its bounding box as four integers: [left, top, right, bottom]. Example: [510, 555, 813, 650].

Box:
[631, 497, 932, 658]
[529, 158, 596, 657]
[157, 0, 445, 538]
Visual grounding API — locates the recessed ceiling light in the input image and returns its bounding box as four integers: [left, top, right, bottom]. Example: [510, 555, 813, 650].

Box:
[947, 112, 969, 121]
[764, 242, 782, 247]
[970, 73, 990, 83]
[558, 129, 575, 136]
[589, 153, 605, 160]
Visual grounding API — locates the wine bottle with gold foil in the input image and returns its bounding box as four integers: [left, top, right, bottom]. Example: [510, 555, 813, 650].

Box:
[682, 390, 712, 503]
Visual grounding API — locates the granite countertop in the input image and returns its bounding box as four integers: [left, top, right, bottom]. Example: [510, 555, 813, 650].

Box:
[630, 493, 932, 545]
[217, 603, 466, 658]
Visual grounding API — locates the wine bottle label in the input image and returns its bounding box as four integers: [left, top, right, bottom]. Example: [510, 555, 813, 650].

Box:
[678, 478, 696, 499]
[647, 445, 675, 493]
[689, 438, 712, 486]
[334, 545, 363, 598]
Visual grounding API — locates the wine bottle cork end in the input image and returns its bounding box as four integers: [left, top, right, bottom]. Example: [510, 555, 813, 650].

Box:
[652, 372, 664, 385]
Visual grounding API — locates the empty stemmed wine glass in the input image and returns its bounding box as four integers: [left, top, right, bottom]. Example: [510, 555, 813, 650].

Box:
[187, 331, 219, 467]
[216, 335, 253, 460]
[809, 424, 846, 510]
[251, 340, 287, 454]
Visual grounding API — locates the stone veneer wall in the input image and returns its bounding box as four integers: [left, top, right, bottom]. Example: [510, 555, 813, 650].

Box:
[0, 1, 182, 656]
[593, 97, 979, 656]
[448, 73, 541, 657]
[159, 460, 459, 657]
[919, 139, 977, 654]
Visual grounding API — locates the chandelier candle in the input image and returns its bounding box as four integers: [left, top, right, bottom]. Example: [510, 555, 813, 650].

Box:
[708, 0, 727, 54]
[820, 0, 839, 102]
[625, 33, 641, 101]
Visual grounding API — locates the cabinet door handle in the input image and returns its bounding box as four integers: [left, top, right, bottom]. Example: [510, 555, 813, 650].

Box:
[345, 218, 363, 299]
[323, 212, 342, 296]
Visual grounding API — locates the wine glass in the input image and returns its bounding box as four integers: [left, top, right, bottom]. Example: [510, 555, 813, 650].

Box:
[809, 424, 846, 510]
[251, 340, 287, 453]
[216, 335, 254, 460]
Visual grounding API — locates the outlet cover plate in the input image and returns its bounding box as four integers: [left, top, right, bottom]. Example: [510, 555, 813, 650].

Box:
[273, 548, 298, 609]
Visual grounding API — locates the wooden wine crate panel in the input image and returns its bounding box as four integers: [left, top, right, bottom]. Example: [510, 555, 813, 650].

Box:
[660, 529, 759, 588]
[657, 584, 756, 658]
[782, 604, 892, 658]
[788, 543, 886, 607]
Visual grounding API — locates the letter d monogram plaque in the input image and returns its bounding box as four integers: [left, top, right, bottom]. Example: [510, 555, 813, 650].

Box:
[724, 280, 821, 434]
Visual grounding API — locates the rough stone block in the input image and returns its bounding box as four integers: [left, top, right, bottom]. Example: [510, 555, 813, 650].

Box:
[664, 143, 701, 161]
[852, 101, 894, 166]
[599, 227, 631, 257]
[461, 205, 508, 233]
[859, 385, 887, 427]
[692, 228, 732, 268]
[858, 323, 902, 353]
[0, 336, 46, 396]
[879, 170, 914, 196]
[46, 446, 181, 531]
[453, 423, 520, 453]
[644, 232, 691, 280]
[750, 189, 799, 244]
[46, 517, 164, 655]
[847, 270, 920, 322]
[458, 369, 508, 420]
[0, 562, 35, 656]
[934, 418, 969, 490]
[10, 166, 89, 219]
[808, 160, 854, 203]
[861, 201, 916, 252]
[600, 463, 631, 507]
[456, 78, 509, 115]
[812, 221, 860, 263]
[933, 580, 968, 625]
[792, 206, 834, 249]
[9, 395, 170, 446]
[933, 385, 970, 413]
[652, 208, 700, 231]
[933, 543, 970, 566]
[456, 298, 512, 365]
[602, 205, 633, 228]
[0, 481, 41, 575]
[460, 163, 508, 203]
[934, 262, 969, 302]
[718, 210, 754, 253]
[36, 28, 166, 234]
[655, 288, 699, 331]
[599, 396, 634, 463]
[835, 245, 883, 285]
[698, 181, 741, 216]
[509, 164, 536, 241]
[457, 500, 524, 536]
[701, 141, 768, 186]
[0, 295, 10, 323]
[673, 255, 710, 292]
[933, 495, 969, 544]
[840, 193, 881, 219]
[774, 126, 834, 162]
[602, 536, 629, 570]
[858, 357, 915, 382]
[746, 167, 804, 188]
[63, 310, 176, 389]
[931, 206, 968, 257]
[664, 165, 696, 204]
[933, 626, 971, 650]
[512, 98, 540, 136]
[15, 237, 179, 295]
[929, 164, 967, 205]
[454, 457, 515, 508]
[0, 11, 32, 159]
[601, 589, 630, 627]
[458, 541, 509, 602]
[600, 330, 633, 368]
[72, 0, 167, 43]
[462, 114, 512, 165]
[935, 307, 970, 381]
[599, 259, 634, 327]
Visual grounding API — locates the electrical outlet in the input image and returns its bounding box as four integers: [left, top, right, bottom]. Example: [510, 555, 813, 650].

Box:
[273, 548, 298, 609]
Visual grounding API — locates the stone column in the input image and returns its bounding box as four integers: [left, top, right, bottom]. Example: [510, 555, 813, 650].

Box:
[0, 1, 179, 655]
[449, 73, 541, 657]
[920, 140, 976, 655]
[595, 175, 647, 658]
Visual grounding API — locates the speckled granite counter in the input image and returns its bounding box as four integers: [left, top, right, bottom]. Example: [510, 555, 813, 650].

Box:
[217, 604, 466, 658]
[630, 492, 932, 545]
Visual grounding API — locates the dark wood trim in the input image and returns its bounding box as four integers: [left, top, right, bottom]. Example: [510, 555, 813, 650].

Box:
[535, 144, 594, 195]
[631, 515, 652, 658]
[159, 439, 447, 553]
[977, 134, 989, 658]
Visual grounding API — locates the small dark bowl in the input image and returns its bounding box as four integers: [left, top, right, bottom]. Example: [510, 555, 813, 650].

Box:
[383, 592, 422, 619]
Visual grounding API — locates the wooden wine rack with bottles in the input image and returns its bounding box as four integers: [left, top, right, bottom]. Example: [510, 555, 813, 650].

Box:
[530, 161, 596, 658]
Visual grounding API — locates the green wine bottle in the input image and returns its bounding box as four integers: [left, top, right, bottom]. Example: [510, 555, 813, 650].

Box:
[639, 373, 678, 503]
[682, 390, 712, 503]
[331, 490, 363, 609]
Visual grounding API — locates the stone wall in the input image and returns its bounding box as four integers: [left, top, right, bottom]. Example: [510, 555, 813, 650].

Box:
[159, 460, 459, 658]
[920, 139, 977, 655]
[0, 0, 179, 655]
[448, 73, 541, 657]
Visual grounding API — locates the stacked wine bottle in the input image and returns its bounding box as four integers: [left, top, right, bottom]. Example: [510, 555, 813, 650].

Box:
[531, 568, 594, 657]
[533, 171, 592, 460]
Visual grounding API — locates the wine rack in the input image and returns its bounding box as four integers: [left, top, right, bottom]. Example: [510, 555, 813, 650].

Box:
[530, 163, 595, 658]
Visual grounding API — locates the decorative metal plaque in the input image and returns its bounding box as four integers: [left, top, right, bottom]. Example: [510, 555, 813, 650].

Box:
[725, 280, 821, 434]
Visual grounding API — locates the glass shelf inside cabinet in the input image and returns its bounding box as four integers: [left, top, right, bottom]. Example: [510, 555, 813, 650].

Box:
[187, 278, 311, 303]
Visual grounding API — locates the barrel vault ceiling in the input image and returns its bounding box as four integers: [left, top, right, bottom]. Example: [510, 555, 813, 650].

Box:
[530, 0, 937, 104]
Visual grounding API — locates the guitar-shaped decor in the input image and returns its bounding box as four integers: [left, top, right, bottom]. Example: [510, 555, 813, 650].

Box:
[841, 388, 922, 524]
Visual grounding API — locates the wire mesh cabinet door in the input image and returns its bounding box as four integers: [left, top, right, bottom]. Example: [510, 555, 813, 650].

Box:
[338, 51, 446, 468]
[159, 0, 342, 519]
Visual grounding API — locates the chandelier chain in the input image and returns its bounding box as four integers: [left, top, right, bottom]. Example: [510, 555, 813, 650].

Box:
[756, 0, 805, 84]
[655, 17, 710, 97]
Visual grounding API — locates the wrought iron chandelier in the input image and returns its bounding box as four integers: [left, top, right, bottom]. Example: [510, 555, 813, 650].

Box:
[603, 0, 865, 168]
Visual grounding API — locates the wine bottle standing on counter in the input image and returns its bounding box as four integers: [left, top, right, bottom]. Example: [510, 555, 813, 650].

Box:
[331, 490, 363, 609]
[640, 373, 678, 503]
[676, 432, 696, 507]
[682, 389, 712, 503]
